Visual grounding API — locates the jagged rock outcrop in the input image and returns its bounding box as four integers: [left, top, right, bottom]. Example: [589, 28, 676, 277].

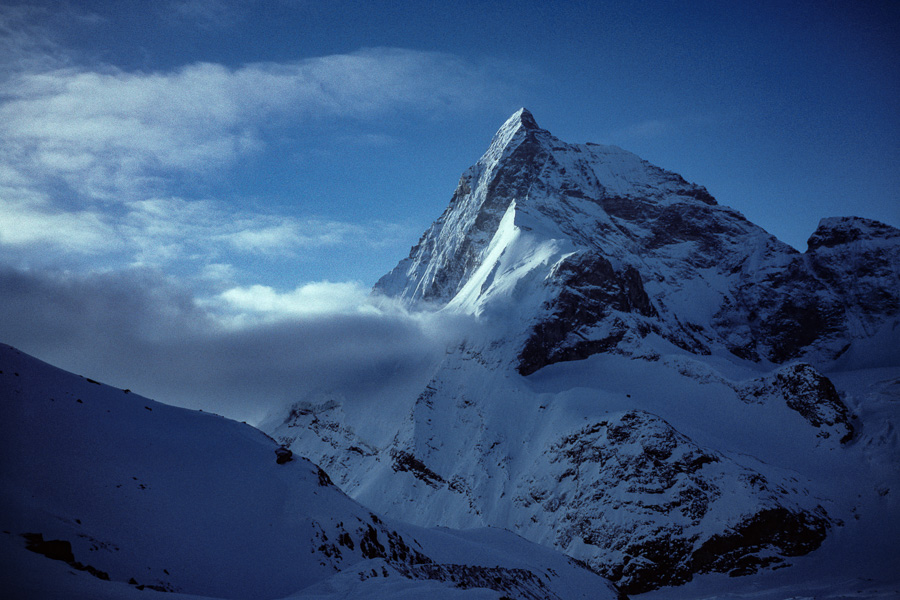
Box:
[739, 363, 855, 443]
[518, 251, 657, 375]
[805, 217, 900, 337]
[274, 445, 293, 464]
[517, 410, 829, 593]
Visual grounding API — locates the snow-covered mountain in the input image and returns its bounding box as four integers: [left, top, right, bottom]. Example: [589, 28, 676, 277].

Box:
[269, 109, 900, 595]
[375, 109, 899, 371]
[0, 343, 621, 600]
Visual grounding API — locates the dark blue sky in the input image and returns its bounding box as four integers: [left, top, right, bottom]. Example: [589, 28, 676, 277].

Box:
[1, 0, 898, 294]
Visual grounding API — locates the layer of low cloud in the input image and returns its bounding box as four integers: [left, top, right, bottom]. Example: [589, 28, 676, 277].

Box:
[215, 281, 383, 319]
[0, 265, 454, 424]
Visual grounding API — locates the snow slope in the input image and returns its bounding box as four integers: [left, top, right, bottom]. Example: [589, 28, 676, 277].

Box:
[270, 339, 900, 594]
[0, 343, 621, 600]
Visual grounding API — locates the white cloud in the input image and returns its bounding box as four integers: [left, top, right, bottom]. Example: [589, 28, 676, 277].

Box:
[1, 63, 257, 199]
[120, 197, 408, 265]
[0, 196, 120, 254]
[200, 262, 237, 282]
[0, 186, 413, 271]
[224, 222, 312, 253]
[0, 48, 508, 201]
[216, 281, 379, 319]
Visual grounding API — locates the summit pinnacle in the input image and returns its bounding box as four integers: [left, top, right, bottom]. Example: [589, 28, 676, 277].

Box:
[511, 107, 539, 130]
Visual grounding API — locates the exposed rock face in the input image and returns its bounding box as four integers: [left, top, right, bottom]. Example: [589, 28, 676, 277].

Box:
[740, 363, 855, 443]
[22, 533, 111, 581]
[806, 217, 900, 332]
[807, 216, 900, 251]
[711, 217, 900, 364]
[689, 507, 828, 577]
[775, 364, 853, 442]
[391, 449, 446, 488]
[518, 251, 657, 375]
[518, 410, 829, 594]
[23, 533, 76, 563]
[400, 563, 568, 600]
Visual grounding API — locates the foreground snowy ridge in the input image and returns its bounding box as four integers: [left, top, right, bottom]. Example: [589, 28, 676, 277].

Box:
[0, 343, 621, 599]
[275, 109, 900, 594]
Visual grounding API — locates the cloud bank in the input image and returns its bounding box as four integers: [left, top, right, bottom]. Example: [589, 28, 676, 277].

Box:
[0, 265, 452, 424]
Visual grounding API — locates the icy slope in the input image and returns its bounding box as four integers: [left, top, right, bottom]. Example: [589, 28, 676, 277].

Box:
[0, 343, 621, 600]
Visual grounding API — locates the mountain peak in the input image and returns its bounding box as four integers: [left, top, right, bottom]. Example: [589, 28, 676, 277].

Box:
[493, 108, 541, 143]
[511, 107, 539, 130]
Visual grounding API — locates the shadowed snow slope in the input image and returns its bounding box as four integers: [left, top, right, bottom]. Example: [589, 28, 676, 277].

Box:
[0, 343, 621, 600]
